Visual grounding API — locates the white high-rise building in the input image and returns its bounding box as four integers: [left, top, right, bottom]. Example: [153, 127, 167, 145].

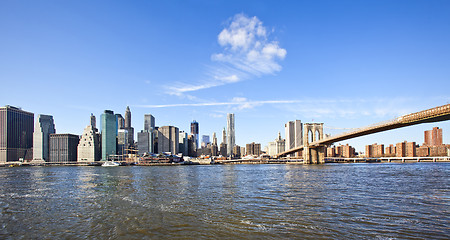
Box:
[267, 132, 286, 156]
[227, 113, 235, 157]
[33, 114, 56, 161]
[285, 120, 302, 150]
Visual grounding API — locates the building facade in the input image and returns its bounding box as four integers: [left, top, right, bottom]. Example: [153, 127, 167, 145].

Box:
[158, 126, 179, 155]
[33, 114, 56, 161]
[190, 120, 199, 151]
[246, 142, 261, 156]
[179, 131, 188, 156]
[267, 132, 286, 156]
[49, 134, 79, 162]
[101, 110, 117, 161]
[227, 113, 235, 157]
[285, 120, 302, 150]
[144, 114, 155, 131]
[0, 106, 34, 162]
[77, 124, 100, 162]
[424, 127, 443, 146]
[124, 106, 134, 148]
[137, 130, 153, 155]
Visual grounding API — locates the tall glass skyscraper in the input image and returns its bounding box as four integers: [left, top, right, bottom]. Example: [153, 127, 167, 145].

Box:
[190, 120, 199, 150]
[144, 114, 155, 131]
[0, 105, 34, 162]
[101, 110, 117, 161]
[227, 113, 235, 157]
[33, 114, 56, 161]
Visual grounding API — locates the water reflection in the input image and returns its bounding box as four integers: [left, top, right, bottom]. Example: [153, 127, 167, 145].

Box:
[0, 163, 448, 239]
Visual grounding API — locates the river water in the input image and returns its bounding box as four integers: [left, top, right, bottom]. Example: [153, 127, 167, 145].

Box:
[0, 163, 448, 239]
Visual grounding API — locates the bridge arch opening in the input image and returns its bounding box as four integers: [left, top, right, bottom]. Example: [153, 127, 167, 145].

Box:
[308, 129, 313, 144]
[315, 129, 321, 141]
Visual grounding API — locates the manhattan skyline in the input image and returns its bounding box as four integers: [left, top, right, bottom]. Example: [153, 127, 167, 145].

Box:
[1, 1, 449, 151]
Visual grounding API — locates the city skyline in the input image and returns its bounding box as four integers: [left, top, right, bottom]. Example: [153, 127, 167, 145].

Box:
[1, 1, 450, 151]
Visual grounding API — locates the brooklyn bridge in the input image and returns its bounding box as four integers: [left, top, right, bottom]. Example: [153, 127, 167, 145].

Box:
[276, 104, 450, 164]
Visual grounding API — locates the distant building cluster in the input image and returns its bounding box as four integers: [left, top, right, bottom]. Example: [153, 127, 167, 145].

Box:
[364, 127, 449, 158]
[325, 144, 356, 158]
[0, 104, 243, 163]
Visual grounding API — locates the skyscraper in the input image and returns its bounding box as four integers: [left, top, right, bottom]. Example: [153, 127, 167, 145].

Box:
[158, 126, 179, 154]
[101, 110, 117, 161]
[179, 131, 188, 156]
[201, 135, 210, 148]
[212, 132, 217, 146]
[222, 128, 226, 144]
[285, 120, 302, 150]
[144, 114, 155, 131]
[116, 114, 125, 129]
[49, 134, 79, 162]
[124, 106, 134, 148]
[33, 114, 56, 161]
[78, 121, 100, 162]
[227, 113, 235, 157]
[125, 106, 131, 128]
[191, 120, 199, 150]
[0, 105, 34, 162]
[137, 130, 153, 155]
[90, 113, 96, 129]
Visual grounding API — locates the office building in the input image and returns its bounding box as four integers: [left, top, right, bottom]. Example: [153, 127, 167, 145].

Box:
[49, 134, 79, 162]
[144, 114, 155, 131]
[267, 132, 285, 156]
[188, 134, 197, 157]
[137, 130, 153, 155]
[179, 131, 188, 156]
[246, 142, 261, 156]
[227, 113, 235, 157]
[0, 105, 34, 162]
[117, 129, 128, 155]
[158, 126, 179, 155]
[101, 110, 117, 161]
[90, 113, 96, 129]
[124, 106, 134, 147]
[201, 135, 210, 148]
[77, 122, 100, 162]
[212, 132, 217, 146]
[222, 128, 226, 144]
[33, 114, 56, 161]
[116, 114, 125, 129]
[219, 143, 227, 157]
[285, 120, 302, 150]
[191, 120, 199, 150]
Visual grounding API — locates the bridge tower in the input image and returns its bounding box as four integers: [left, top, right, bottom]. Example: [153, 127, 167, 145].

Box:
[302, 123, 324, 164]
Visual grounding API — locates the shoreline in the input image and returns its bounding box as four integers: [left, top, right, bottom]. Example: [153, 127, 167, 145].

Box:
[1, 157, 449, 167]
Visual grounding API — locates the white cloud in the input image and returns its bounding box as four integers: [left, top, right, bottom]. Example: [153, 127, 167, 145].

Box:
[134, 98, 298, 109]
[166, 13, 286, 96]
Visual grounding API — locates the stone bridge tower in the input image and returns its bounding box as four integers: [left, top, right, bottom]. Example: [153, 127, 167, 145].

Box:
[302, 123, 325, 164]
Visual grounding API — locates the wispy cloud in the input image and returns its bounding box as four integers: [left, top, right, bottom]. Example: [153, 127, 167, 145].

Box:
[135, 98, 298, 109]
[166, 13, 286, 96]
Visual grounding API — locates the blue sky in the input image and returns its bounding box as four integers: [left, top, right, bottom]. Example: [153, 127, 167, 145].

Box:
[1, 0, 449, 152]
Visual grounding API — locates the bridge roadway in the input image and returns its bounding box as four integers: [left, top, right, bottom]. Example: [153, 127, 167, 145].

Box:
[277, 103, 450, 160]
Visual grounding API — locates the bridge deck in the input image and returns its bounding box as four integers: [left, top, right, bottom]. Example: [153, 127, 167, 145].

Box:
[277, 104, 450, 157]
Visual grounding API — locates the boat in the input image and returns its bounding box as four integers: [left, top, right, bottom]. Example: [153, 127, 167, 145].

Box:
[102, 161, 120, 167]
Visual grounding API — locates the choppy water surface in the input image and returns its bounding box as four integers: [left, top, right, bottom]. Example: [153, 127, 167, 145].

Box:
[0, 163, 448, 239]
